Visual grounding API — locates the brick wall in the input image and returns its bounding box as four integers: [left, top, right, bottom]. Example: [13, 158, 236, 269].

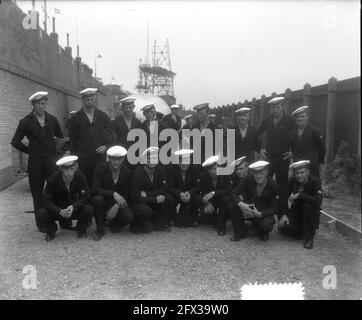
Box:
[0, 1, 115, 190]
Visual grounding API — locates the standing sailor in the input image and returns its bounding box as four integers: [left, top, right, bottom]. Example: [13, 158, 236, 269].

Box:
[182, 114, 193, 130]
[288, 106, 326, 177]
[36, 155, 93, 241]
[257, 97, 295, 193]
[230, 161, 278, 241]
[141, 104, 166, 148]
[162, 104, 182, 131]
[234, 107, 261, 163]
[11, 91, 63, 229]
[112, 97, 142, 149]
[190, 103, 216, 164]
[68, 88, 115, 186]
[278, 160, 323, 249]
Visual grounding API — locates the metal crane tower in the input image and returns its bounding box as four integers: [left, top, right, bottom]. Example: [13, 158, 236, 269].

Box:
[136, 39, 176, 97]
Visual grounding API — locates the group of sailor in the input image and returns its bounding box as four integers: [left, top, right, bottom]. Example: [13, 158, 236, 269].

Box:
[11, 88, 325, 249]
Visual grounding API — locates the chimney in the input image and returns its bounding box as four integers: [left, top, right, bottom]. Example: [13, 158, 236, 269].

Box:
[65, 33, 72, 56]
[50, 17, 58, 43]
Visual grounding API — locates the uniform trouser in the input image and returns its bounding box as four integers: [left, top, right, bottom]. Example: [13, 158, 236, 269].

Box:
[173, 195, 200, 227]
[230, 203, 275, 237]
[193, 194, 230, 231]
[309, 161, 320, 178]
[92, 195, 134, 233]
[78, 154, 105, 187]
[132, 195, 176, 229]
[267, 156, 290, 193]
[278, 203, 320, 240]
[36, 204, 93, 234]
[28, 156, 57, 227]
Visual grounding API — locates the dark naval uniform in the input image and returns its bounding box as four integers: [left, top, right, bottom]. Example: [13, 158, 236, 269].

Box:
[112, 115, 143, 149]
[68, 108, 115, 186]
[230, 175, 278, 238]
[162, 113, 182, 131]
[279, 175, 323, 240]
[257, 114, 295, 192]
[141, 119, 167, 149]
[91, 162, 134, 234]
[289, 124, 326, 177]
[234, 125, 261, 163]
[36, 170, 93, 235]
[193, 171, 232, 231]
[11, 111, 63, 224]
[166, 164, 201, 227]
[131, 165, 176, 232]
[190, 121, 217, 165]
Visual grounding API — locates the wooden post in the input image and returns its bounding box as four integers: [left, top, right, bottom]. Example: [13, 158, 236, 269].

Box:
[325, 77, 338, 164]
[303, 83, 312, 106]
[285, 88, 292, 114]
[251, 97, 257, 126]
[260, 95, 267, 120]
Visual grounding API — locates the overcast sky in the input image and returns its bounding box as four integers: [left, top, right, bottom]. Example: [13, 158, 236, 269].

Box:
[17, 0, 360, 109]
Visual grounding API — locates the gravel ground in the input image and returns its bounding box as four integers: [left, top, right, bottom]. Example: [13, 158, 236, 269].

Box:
[0, 178, 361, 300]
[323, 196, 361, 230]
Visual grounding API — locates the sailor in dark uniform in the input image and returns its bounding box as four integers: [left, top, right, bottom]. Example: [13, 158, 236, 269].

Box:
[257, 97, 295, 193]
[166, 149, 201, 227]
[278, 160, 323, 249]
[193, 155, 232, 236]
[131, 147, 176, 233]
[68, 88, 115, 186]
[36, 156, 93, 241]
[230, 161, 278, 241]
[208, 114, 217, 127]
[288, 106, 326, 178]
[140, 104, 166, 148]
[112, 97, 143, 149]
[11, 91, 64, 230]
[234, 107, 261, 163]
[229, 156, 249, 189]
[91, 146, 135, 241]
[190, 103, 216, 165]
[162, 104, 182, 131]
[182, 114, 193, 130]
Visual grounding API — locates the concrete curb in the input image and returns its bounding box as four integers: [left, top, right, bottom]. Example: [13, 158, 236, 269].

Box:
[320, 210, 361, 245]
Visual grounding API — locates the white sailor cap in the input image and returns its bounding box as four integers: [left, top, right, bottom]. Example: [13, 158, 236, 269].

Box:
[193, 103, 209, 111]
[69, 111, 77, 115]
[56, 155, 78, 168]
[184, 114, 193, 120]
[107, 145, 127, 158]
[202, 155, 220, 167]
[208, 114, 217, 118]
[175, 149, 194, 158]
[79, 88, 98, 97]
[119, 96, 136, 106]
[289, 160, 310, 170]
[29, 91, 48, 103]
[291, 105, 309, 117]
[142, 146, 159, 159]
[170, 104, 180, 110]
[230, 156, 247, 168]
[267, 97, 285, 105]
[141, 104, 156, 112]
[235, 107, 251, 114]
[248, 160, 269, 172]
